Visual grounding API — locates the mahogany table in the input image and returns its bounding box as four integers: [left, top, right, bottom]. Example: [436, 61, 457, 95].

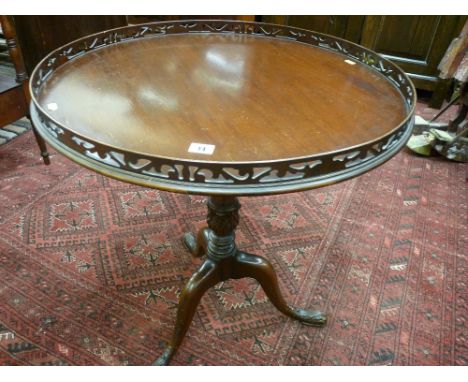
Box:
[29, 20, 416, 365]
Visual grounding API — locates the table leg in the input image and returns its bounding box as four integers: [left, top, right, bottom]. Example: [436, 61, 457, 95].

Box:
[153, 196, 326, 365]
[183, 227, 210, 258]
[152, 258, 221, 366]
[232, 251, 326, 326]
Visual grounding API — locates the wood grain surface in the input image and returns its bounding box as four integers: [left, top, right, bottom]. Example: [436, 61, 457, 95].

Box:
[37, 33, 407, 162]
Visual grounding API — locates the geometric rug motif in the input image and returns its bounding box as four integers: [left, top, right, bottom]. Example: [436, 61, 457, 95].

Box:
[0, 125, 466, 365]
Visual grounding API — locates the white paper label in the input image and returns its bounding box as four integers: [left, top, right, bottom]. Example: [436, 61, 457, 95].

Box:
[188, 142, 215, 155]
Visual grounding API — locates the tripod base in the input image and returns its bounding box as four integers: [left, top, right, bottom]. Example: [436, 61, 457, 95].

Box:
[153, 196, 326, 365]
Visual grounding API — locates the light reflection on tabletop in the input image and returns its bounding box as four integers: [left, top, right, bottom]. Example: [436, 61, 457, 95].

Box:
[37, 34, 407, 162]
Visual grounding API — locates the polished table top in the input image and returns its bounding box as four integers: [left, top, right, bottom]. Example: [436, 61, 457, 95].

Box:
[37, 34, 406, 161]
[33, 20, 414, 194]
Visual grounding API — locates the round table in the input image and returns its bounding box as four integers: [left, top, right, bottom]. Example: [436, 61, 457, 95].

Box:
[29, 20, 416, 365]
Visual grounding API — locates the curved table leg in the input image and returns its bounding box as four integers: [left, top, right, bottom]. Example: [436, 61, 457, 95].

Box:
[233, 251, 327, 327]
[183, 227, 210, 258]
[154, 196, 326, 365]
[153, 258, 221, 365]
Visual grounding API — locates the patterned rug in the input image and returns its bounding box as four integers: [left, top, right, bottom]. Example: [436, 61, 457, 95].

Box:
[0, 116, 466, 365]
[0, 118, 31, 146]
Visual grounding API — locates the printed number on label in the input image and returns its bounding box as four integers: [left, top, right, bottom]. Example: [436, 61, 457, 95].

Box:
[188, 142, 215, 155]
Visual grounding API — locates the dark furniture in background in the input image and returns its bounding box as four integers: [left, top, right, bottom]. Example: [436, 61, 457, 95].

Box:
[12, 16, 253, 75]
[127, 15, 255, 24]
[262, 16, 467, 108]
[0, 15, 49, 163]
[0, 16, 30, 128]
[8, 15, 468, 109]
[12, 16, 128, 74]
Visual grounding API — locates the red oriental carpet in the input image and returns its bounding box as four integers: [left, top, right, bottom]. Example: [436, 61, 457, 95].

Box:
[0, 111, 466, 366]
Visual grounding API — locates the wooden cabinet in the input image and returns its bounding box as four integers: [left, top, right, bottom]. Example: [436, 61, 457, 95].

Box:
[13, 16, 255, 75]
[127, 15, 255, 24]
[360, 16, 466, 92]
[262, 16, 365, 43]
[12, 15, 467, 107]
[13, 16, 128, 74]
[262, 15, 467, 107]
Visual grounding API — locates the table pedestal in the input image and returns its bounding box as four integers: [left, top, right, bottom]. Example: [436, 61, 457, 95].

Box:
[154, 196, 327, 365]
